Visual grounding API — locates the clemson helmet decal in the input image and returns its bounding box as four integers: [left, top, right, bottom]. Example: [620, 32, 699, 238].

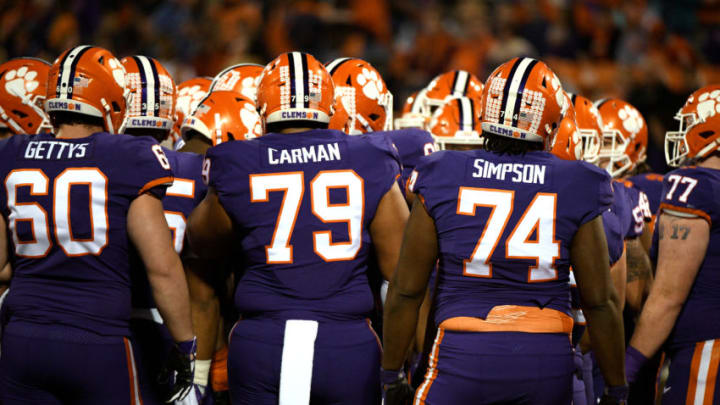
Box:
[665, 85, 720, 167]
[595, 98, 647, 177]
[0, 57, 52, 134]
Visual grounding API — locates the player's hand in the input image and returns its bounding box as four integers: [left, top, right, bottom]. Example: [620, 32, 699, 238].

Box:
[381, 369, 414, 405]
[173, 383, 205, 405]
[159, 337, 197, 403]
[599, 385, 629, 405]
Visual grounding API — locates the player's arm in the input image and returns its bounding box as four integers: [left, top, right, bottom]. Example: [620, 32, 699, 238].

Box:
[128, 193, 194, 342]
[187, 187, 234, 259]
[571, 215, 626, 388]
[625, 236, 653, 313]
[639, 221, 653, 254]
[370, 182, 410, 281]
[628, 212, 708, 359]
[609, 247, 626, 313]
[382, 198, 437, 371]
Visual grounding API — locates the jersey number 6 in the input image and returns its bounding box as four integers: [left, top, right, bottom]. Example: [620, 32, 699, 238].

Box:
[250, 170, 363, 264]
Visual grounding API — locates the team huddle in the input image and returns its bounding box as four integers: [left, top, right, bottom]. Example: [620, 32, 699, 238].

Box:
[0, 43, 716, 405]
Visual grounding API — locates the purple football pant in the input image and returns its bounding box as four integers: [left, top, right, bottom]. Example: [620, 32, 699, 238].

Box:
[572, 348, 594, 405]
[414, 329, 574, 405]
[228, 317, 381, 405]
[129, 317, 173, 405]
[662, 339, 720, 405]
[0, 321, 143, 405]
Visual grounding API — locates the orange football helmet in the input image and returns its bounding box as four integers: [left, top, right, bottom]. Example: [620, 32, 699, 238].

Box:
[171, 77, 212, 142]
[209, 63, 264, 101]
[570, 94, 603, 163]
[428, 96, 482, 150]
[181, 90, 262, 145]
[257, 52, 334, 126]
[595, 98, 647, 177]
[665, 85, 720, 167]
[395, 89, 428, 129]
[481, 57, 567, 147]
[0, 57, 52, 134]
[551, 94, 582, 160]
[326, 57, 393, 134]
[46, 45, 130, 133]
[121, 55, 176, 134]
[421, 70, 484, 118]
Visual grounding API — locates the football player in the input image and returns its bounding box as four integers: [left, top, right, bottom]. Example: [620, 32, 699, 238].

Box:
[0, 57, 52, 137]
[179, 90, 263, 404]
[382, 57, 627, 405]
[0, 45, 195, 404]
[420, 69, 484, 119]
[188, 51, 409, 405]
[120, 55, 210, 404]
[626, 84, 720, 404]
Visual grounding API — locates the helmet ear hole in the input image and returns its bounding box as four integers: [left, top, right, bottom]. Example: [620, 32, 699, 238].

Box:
[541, 77, 547, 89]
[226, 132, 236, 141]
[11, 110, 28, 119]
[699, 130, 715, 139]
[111, 101, 121, 112]
[98, 56, 104, 65]
[369, 113, 380, 121]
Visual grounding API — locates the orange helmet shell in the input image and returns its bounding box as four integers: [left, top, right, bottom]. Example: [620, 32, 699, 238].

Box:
[666, 85, 720, 167]
[551, 94, 582, 160]
[571, 94, 603, 163]
[209, 63, 264, 102]
[257, 52, 334, 125]
[481, 57, 566, 147]
[423, 70, 484, 116]
[121, 55, 176, 134]
[596, 98, 647, 177]
[181, 90, 262, 146]
[172, 77, 211, 142]
[428, 96, 482, 150]
[46, 45, 129, 133]
[326, 57, 393, 134]
[0, 57, 52, 134]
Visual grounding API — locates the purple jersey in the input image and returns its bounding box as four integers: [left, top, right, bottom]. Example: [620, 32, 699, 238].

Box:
[204, 129, 401, 321]
[616, 181, 652, 239]
[654, 167, 720, 348]
[374, 128, 435, 190]
[0, 133, 173, 337]
[602, 183, 632, 266]
[130, 148, 206, 310]
[409, 149, 612, 324]
[626, 173, 664, 217]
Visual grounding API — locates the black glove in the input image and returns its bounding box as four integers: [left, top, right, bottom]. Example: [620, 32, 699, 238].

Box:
[158, 337, 197, 403]
[599, 385, 629, 405]
[381, 368, 414, 405]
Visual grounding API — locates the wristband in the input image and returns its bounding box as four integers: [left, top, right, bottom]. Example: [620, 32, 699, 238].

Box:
[625, 345, 648, 384]
[176, 336, 198, 357]
[604, 384, 629, 402]
[380, 368, 406, 387]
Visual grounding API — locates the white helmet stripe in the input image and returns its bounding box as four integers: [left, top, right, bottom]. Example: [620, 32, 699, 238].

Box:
[452, 71, 469, 96]
[459, 97, 473, 132]
[137, 56, 157, 116]
[290, 52, 305, 109]
[502, 58, 534, 126]
[58, 45, 92, 99]
[326, 57, 352, 75]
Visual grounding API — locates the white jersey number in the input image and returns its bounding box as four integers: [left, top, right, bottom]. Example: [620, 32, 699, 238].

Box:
[164, 178, 195, 253]
[250, 170, 363, 264]
[458, 187, 560, 282]
[6, 168, 109, 257]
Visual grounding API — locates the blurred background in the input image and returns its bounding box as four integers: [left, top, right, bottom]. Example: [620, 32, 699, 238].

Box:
[2, 0, 719, 172]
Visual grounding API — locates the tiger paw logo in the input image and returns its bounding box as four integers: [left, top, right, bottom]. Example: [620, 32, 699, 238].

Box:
[5, 66, 39, 99]
[696, 89, 720, 121]
[177, 86, 207, 115]
[356, 68, 384, 100]
[240, 102, 262, 139]
[618, 105, 643, 135]
[107, 57, 126, 89]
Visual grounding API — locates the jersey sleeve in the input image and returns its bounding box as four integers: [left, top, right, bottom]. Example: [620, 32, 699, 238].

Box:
[576, 162, 613, 227]
[659, 169, 720, 225]
[407, 151, 446, 215]
[125, 137, 174, 198]
[362, 133, 403, 196]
